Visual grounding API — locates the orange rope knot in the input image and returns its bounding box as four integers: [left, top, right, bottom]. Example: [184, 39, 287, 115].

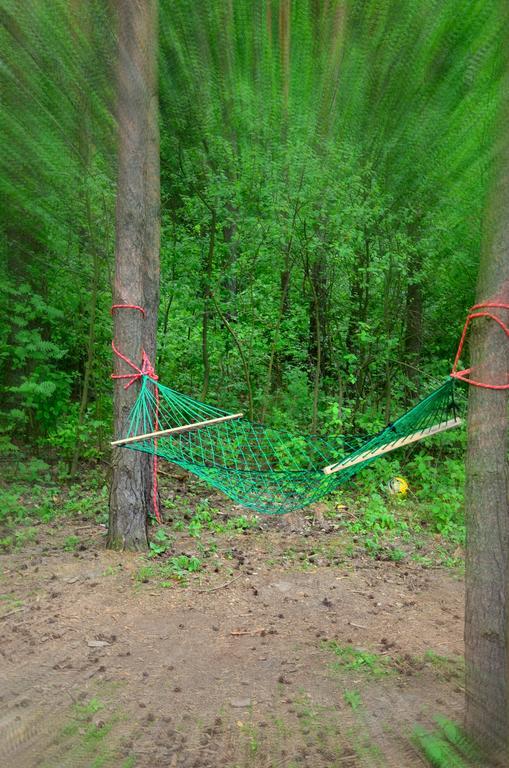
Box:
[451, 301, 509, 390]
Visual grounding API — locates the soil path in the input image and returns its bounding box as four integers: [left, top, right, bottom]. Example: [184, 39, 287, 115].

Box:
[0, 514, 464, 767]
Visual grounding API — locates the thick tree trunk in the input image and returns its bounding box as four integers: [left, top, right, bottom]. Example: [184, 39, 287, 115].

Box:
[108, 0, 160, 551]
[464, 130, 509, 756]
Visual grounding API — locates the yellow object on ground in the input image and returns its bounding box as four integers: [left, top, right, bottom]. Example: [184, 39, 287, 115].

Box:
[387, 476, 409, 496]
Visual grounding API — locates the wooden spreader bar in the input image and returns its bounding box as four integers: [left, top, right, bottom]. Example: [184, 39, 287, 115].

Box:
[111, 412, 244, 447]
[322, 417, 462, 475]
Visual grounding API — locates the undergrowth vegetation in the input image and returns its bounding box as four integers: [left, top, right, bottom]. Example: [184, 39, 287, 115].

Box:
[0, 428, 466, 593]
[413, 717, 482, 768]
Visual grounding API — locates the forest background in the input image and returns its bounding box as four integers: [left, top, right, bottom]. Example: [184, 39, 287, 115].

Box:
[0, 0, 506, 546]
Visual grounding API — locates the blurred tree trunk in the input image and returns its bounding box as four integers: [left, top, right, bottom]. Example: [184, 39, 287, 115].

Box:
[201, 210, 216, 401]
[108, 0, 160, 551]
[403, 261, 423, 397]
[404, 212, 425, 399]
[70, 241, 99, 476]
[70, 3, 97, 476]
[464, 128, 509, 756]
[270, 0, 291, 396]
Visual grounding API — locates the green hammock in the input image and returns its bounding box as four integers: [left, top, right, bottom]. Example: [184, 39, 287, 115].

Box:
[112, 377, 462, 515]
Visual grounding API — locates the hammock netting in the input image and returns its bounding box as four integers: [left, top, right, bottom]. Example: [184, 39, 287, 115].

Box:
[118, 377, 462, 515]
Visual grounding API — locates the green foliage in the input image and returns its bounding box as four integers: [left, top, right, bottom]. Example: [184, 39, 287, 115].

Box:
[343, 690, 362, 711]
[1, 0, 502, 454]
[74, 698, 104, 717]
[408, 454, 466, 544]
[332, 445, 466, 559]
[323, 641, 391, 678]
[168, 502, 257, 537]
[413, 717, 481, 768]
[424, 651, 464, 683]
[63, 535, 80, 552]
[136, 553, 203, 586]
[148, 528, 174, 556]
[0, 525, 37, 552]
[0, 0, 502, 539]
[0, 470, 108, 534]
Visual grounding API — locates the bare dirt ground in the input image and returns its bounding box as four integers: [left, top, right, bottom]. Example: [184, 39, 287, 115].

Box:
[0, 492, 465, 768]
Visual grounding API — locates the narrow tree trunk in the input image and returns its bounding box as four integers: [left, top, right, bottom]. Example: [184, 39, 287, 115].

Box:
[210, 292, 254, 420]
[464, 127, 509, 756]
[404, 266, 423, 397]
[271, 266, 292, 392]
[70, 244, 99, 476]
[310, 277, 322, 433]
[262, 172, 304, 417]
[279, 0, 290, 137]
[202, 211, 215, 401]
[108, 0, 160, 551]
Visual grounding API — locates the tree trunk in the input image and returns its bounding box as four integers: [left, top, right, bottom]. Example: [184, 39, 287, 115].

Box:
[108, 0, 160, 552]
[202, 210, 216, 401]
[404, 264, 423, 397]
[279, 0, 290, 136]
[70, 242, 99, 476]
[310, 270, 322, 433]
[464, 128, 509, 757]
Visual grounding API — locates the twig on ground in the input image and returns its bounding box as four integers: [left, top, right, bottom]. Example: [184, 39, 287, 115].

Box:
[192, 573, 244, 593]
[230, 627, 267, 637]
[0, 606, 29, 620]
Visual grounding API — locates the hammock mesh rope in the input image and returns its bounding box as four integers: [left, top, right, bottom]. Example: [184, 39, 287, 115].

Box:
[118, 377, 462, 515]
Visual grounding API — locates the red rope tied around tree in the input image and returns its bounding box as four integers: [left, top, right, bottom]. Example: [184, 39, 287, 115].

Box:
[111, 304, 161, 522]
[451, 301, 509, 390]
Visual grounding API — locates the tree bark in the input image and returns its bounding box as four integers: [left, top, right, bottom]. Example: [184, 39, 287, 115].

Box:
[464, 126, 509, 757]
[108, 0, 160, 551]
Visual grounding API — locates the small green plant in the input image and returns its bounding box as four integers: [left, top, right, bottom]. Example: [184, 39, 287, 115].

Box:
[0, 526, 38, 552]
[120, 757, 137, 768]
[63, 535, 80, 552]
[75, 698, 104, 717]
[135, 564, 155, 583]
[196, 540, 218, 557]
[0, 535, 14, 551]
[61, 483, 108, 521]
[239, 723, 260, 755]
[148, 528, 174, 556]
[49, 693, 128, 768]
[161, 554, 202, 583]
[135, 554, 202, 586]
[343, 689, 362, 710]
[323, 641, 391, 677]
[225, 514, 256, 532]
[424, 650, 464, 682]
[16, 458, 52, 483]
[102, 564, 122, 577]
[0, 593, 24, 614]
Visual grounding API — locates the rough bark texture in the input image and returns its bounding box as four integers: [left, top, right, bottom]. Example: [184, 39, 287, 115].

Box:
[108, 0, 160, 552]
[464, 130, 509, 756]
